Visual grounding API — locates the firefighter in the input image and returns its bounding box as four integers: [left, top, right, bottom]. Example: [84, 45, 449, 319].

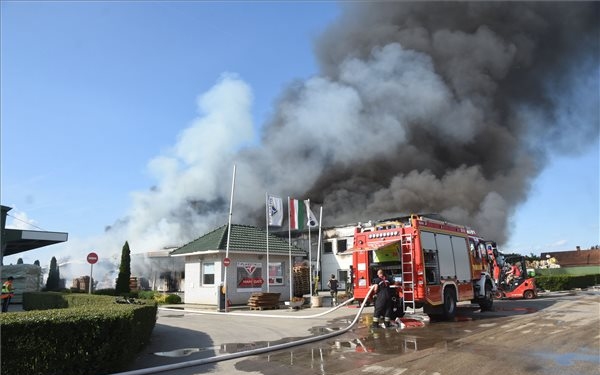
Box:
[371, 269, 393, 328]
[1, 276, 15, 313]
[493, 262, 501, 285]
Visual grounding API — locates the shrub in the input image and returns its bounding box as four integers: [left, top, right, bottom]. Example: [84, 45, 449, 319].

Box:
[2, 294, 157, 375]
[164, 294, 182, 304]
[138, 290, 158, 300]
[94, 288, 116, 296]
[536, 274, 600, 291]
[22, 292, 68, 311]
[153, 293, 182, 304]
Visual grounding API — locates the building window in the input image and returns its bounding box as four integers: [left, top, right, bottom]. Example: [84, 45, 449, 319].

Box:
[338, 239, 348, 253]
[202, 262, 215, 285]
[324, 241, 333, 253]
[268, 262, 285, 285]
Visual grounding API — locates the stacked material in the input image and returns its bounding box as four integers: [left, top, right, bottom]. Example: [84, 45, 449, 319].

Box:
[71, 276, 92, 292]
[293, 265, 310, 297]
[129, 277, 139, 291]
[247, 292, 281, 310]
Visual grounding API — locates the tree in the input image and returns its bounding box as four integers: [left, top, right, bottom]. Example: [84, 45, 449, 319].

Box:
[17, 258, 23, 264]
[34, 260, 40, 266]
[115, 241, 131, 294]
[46, 256, 60, 291]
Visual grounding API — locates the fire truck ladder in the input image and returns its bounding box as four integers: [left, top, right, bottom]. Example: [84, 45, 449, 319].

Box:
[401, 234, 416, 314]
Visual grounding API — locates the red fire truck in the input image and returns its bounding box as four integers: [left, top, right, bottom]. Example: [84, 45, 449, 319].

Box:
[351, 214, 496, 319]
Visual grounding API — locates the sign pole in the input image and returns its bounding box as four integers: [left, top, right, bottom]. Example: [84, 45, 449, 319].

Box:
[89, 263, 93, 294]
[86, 252, 99, 294]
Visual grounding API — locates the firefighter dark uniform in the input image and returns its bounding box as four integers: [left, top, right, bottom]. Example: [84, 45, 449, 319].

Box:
[1, 277, 15, 313]
[371, 270, 393, 328]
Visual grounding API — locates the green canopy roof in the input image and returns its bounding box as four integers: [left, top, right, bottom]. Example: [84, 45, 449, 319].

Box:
[171, 224, 306, 257]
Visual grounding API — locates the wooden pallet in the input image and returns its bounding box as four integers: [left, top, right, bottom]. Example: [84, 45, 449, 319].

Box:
[293, 266, 310, 296]
[247, 292, 280, 311]
[248, 304, 280, 311]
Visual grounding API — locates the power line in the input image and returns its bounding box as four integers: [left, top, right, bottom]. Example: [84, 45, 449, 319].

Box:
[6, 213, 45, 231]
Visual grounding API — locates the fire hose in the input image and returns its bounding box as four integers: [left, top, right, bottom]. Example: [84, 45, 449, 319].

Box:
[110, 286, 375, 375]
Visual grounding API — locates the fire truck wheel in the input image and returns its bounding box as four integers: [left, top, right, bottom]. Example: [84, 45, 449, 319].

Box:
[479, 283, 494, 311]
[442, 289, 457, 320]
[523, 289, 535, 299]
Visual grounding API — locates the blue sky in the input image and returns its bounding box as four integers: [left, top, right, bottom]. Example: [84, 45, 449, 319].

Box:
[1, 2, 598, 272]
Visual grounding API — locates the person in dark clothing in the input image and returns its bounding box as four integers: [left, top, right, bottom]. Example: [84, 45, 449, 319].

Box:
[327, 274, 339, 306]
[371, 269, 393, 328]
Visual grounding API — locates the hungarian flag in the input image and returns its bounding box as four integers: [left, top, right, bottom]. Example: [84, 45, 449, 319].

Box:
[289, 199, 319, 230]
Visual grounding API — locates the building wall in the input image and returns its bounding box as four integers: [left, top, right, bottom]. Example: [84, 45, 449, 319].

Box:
[182, 252, 297, 306]
[540, 248, 600, 268]
[182, 256, 210, 304]
[0, 264, 42, 304]
[318, 225, 356, 290]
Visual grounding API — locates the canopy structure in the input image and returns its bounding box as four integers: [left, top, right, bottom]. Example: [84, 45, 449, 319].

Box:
[2, 229, 68, 257]
[1, 205, 68, 261]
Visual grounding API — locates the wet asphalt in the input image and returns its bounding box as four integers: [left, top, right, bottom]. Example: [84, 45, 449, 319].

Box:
[121, 290, 600, 375]
[124, 299, 365, 374]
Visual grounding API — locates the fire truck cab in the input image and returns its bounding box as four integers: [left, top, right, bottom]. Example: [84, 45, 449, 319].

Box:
[351, 214, 495, 319]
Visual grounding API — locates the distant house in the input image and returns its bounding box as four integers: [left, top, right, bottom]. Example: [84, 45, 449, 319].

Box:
[170, 224, 306, 306]
[540, 246, 600, 268]
[131, 249, 185, 292]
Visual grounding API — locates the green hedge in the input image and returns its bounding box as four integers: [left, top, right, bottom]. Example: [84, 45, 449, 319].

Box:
[1, 293, 157, 375]
[536, 274, 600, 292]
[22, 291, 69, 310]
[136, 290, 182, 304]
[534, 266, 600, 276]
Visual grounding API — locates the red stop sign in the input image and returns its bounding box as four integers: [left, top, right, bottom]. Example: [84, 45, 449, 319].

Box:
[223, 257, 231, 267]
[87, 252, 98, 264]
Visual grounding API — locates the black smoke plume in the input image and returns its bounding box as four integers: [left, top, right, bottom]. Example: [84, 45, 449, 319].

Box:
[111, 2, 598, 251]
[247, 2, 599, 243]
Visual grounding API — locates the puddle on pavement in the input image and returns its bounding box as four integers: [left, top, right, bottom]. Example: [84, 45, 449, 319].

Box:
[234, 323, 446, 374]
[155, 348, 203, 357]
[171, 309, 534, 370]
[493, 306, 538, 314]
[424, 304, 538, 323]
[233, 311, 542, 374]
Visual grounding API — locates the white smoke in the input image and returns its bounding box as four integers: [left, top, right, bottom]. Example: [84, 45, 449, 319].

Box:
[119, 73, 255, 252]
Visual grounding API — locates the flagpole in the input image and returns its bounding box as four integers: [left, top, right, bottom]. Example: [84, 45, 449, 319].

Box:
[316, 206, 323, 282]
[223, 164, 236, 312]
[308, 199, 312, 297]
[288, 196, 293, 300]
[265, 192, 270, 293]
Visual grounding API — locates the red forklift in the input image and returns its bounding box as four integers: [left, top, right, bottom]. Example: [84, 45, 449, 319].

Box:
[494, 254, 537, 299]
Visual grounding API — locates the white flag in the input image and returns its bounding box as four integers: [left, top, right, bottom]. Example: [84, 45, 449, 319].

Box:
[304, 200, 319, 228]
[268, 195, 283, 226]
